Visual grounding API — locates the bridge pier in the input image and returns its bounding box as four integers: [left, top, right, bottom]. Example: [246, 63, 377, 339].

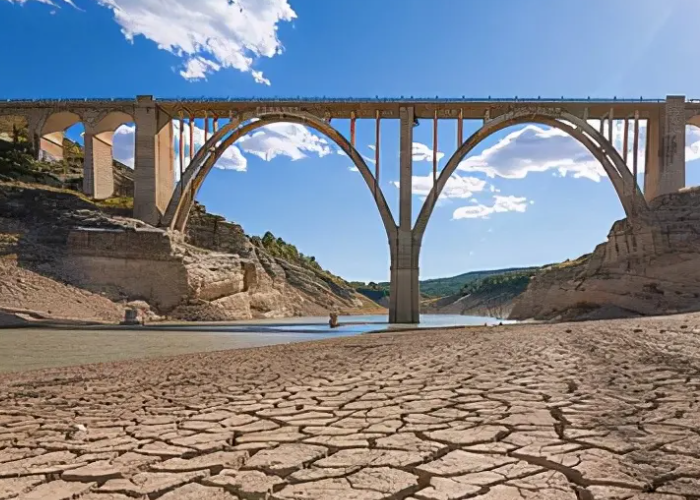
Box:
[644, 95, 686, 201]
[83, 129, 115, 200]
[389, 229, 420, 323]
[388, 106, 420, 324]
[133, 96, 174, 225]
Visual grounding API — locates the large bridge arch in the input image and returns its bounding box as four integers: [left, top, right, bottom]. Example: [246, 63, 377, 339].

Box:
[413, 108, 649, 244]
[162, 111, 397, 244]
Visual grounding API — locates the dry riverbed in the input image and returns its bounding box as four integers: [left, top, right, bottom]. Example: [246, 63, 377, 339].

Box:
[1, 314, 700, 499]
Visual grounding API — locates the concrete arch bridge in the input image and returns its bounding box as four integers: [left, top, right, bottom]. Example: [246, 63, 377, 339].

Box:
[0, 95, 695, 323]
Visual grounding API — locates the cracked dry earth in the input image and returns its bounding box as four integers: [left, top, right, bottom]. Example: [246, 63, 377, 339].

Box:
[2, 316, 700, 499]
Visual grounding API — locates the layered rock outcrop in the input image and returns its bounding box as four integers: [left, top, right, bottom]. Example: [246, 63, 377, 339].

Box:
[0, 183, 381, 323]
[511, 188, 700, 320]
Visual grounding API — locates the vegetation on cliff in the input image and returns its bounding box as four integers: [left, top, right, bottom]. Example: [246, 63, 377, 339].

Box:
[251, 231, 346, 285]
[460, 268, 537, 297]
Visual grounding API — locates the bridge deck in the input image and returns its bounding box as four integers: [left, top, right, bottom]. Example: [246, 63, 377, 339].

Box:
[1, 96, 698, 120]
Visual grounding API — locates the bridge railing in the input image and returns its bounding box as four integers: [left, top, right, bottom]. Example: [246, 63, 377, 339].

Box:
[156, 96, 667, 103]
[1, 96, 670, 103]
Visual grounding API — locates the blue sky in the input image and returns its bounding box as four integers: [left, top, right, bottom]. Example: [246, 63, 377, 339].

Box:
[3, 0, 700, 282]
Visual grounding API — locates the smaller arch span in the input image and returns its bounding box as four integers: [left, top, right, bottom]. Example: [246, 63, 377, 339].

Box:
[413, 109, 648, 243]
[162, 111, 398, 242]
[39, 111, 83, 162]
[84, 111, 136, 200]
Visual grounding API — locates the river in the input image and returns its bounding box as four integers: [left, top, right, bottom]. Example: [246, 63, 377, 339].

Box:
[0, 314, 510, 373]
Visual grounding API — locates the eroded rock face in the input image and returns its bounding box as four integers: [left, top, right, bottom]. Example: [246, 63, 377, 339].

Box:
[0, 184, 375, 322]
[511, 188, 700, 320]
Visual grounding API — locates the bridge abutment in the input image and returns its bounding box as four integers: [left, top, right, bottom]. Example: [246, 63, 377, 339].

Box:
[133, 96, 174, 225]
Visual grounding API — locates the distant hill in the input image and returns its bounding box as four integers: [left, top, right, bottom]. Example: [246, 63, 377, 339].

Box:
[353, 266, 541, 300]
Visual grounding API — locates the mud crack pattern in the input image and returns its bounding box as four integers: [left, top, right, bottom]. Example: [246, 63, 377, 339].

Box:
[2, 315, 700, 499]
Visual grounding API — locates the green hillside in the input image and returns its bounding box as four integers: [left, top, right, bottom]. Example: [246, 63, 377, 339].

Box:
[353, 266, 542, 300]
[460, 268, 538, 297]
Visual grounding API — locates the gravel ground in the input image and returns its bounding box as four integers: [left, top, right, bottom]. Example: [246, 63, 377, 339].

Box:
[1, 314, 700, 499]
[0, 259, 123, 324]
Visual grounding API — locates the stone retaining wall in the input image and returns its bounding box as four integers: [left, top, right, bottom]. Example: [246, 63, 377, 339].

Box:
[62, 227, 188, 310]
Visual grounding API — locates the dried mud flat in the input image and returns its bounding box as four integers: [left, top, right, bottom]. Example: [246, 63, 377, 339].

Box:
[2, 315, 700, 499]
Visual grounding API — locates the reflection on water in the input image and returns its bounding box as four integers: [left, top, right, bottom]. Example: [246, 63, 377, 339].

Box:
[152, 314, 509, 337]
[0, 315, 514, 373]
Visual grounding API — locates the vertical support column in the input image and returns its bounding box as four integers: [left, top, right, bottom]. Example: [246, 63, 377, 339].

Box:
[632, 111, 640, 213]
[213, 115, 219, 133]
[644, 110, 661, 201]
[189, 114, 194, 161]
[24, 112, 44, 160]
[203, 111, 209, 143]
[622, 116, 629, 165]
[134, 95, 175, 225]
[389, 106, 420, 324]
[608, 108, 614, 143]
[178, 113, 184, 193]
[83, 128, 115, 200]
[645, 96, 686, 200]
[374, 110, 380, 196]
[432, 110, 438, 186]
[350, 112, 356, 147]
[457, 108, 463, 147]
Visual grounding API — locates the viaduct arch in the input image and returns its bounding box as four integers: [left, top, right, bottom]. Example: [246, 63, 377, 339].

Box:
[413, 108, 649, 244]
[0, 95, 692, 323]
[162, 111, 397, 246]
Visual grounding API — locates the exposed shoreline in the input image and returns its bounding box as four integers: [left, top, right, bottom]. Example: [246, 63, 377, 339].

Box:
[1, 312, 699, 498]
[0, 314, 507, 374]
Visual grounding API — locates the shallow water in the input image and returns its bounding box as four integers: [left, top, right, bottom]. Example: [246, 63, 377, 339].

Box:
[0, 314, 510, 373]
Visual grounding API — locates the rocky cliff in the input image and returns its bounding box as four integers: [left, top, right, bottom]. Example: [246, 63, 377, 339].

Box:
[0, 182, 382, 323]
[510, 188, 700, 321]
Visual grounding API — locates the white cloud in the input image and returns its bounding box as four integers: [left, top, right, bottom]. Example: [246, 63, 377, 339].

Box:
[455, 119, 662, 182]
[412, 142, 444, 162]
[237, 122, 332, 161]
[348, 166, 359, 172]
[5, 0, 77, 7]
[251, 70, 271, 86]
[179, 57, 221, 80]
[173, 120, 247, 172]
[459, 125, 607, 182]
[453, 195, 529, 220]
[11, 0, 295, 84]
[113, 124, 135, 167]
[392, 174, 487, 200]
[687, 125, 700, 162]
[109, 119, 335, 175]
[455, 120, 700, 183]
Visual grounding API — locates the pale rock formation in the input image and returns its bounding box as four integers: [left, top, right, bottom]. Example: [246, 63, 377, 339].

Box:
[511, 188, 700, 320]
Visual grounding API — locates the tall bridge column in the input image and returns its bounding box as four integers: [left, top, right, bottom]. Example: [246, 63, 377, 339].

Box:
[133, 96, 174, 225]
[389, 106, 420, 324]
[644, 95, 686, 200]
[83, 127, 115, 200]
